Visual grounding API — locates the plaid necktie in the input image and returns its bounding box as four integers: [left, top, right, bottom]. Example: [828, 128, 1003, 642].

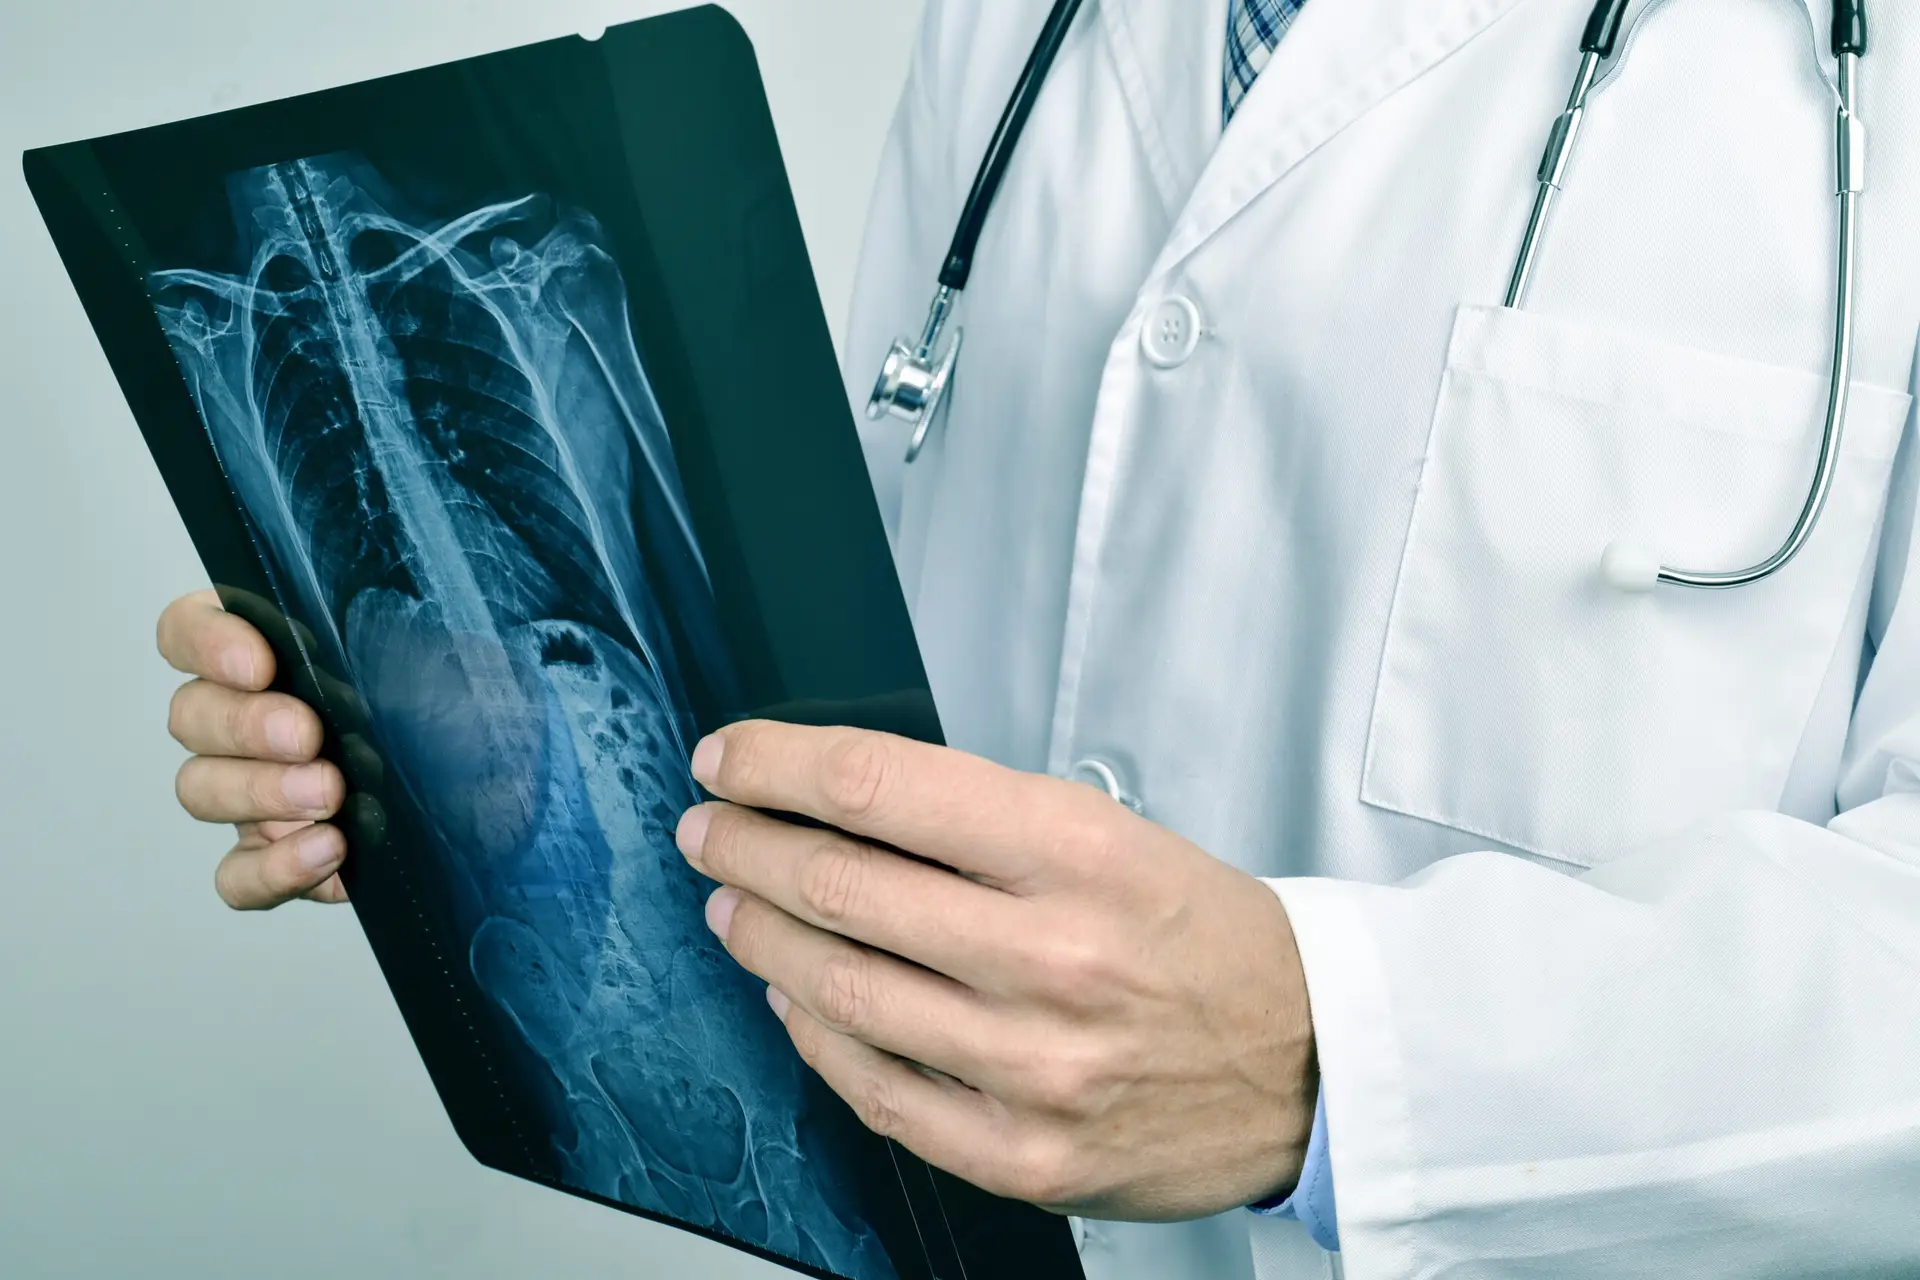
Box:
[1223, 0, 1308, 124]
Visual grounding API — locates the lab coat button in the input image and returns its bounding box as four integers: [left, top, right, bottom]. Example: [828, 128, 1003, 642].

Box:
[1141, 296, 1202, 368]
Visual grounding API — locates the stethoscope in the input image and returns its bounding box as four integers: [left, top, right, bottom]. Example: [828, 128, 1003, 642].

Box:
[867, 0, 1871, 594]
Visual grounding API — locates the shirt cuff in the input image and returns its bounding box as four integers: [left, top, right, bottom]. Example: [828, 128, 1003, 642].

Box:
[1248, 1083, 1339, 1251]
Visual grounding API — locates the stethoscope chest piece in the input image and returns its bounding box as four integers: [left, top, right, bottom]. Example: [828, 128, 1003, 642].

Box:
[870, 0, 1088, 463]
[868, 318, 964, 463]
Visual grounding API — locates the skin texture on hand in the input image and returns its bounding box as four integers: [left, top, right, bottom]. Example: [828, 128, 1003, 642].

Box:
[677, 721, 1318, 1222]
[157, 590, 349, 908]
[154, 593, 1315, 1219]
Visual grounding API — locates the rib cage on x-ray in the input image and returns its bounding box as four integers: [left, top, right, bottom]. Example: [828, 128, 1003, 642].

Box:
[149, 155, 898, 1280]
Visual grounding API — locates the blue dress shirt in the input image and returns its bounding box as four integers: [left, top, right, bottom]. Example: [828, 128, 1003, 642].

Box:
[1225, 0, 1337, 1253]
[1249, 1085, 1338, 1251]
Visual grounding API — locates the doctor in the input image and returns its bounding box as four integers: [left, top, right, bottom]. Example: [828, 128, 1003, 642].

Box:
[154, 0, 1920, 1275]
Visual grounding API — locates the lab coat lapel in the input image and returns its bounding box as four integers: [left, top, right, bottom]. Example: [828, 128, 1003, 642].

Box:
[1095, 0, 1231, 217]
[1142, 0, 1531, 280]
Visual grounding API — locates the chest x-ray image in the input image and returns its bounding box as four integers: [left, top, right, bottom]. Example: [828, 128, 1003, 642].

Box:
[25, 9, 1080, 1280]
[152, 152, 885, 1276]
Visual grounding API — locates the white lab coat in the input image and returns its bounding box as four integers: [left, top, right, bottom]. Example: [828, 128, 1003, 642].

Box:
[839, 0, 1920, 1276]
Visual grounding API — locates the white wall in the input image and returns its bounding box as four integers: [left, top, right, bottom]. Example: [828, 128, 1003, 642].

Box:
[0, 2, 921, 1275]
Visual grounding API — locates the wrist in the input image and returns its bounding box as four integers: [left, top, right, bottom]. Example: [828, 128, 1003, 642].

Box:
[1252, 1051, 1318, 1204]
[1250, 882, 1319, 1203]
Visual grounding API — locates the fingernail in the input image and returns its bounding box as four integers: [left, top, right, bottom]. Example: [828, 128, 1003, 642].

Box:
[705, 887, 740, 942]
[766, 986, 791, 1019]
[676, 806, 713, 862]
[265, 710, 304, 758]
[296, 826, 344, 873]
[282, 763, 333, 813]
[691, 734, 725, 788]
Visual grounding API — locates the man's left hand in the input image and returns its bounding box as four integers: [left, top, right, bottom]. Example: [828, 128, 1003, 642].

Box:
[676, 722, 1317, 1222]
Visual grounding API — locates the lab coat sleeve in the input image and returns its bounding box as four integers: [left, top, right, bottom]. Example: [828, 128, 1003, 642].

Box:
[1265, 357, 1920, 1276]
[839, 0, 965, 543]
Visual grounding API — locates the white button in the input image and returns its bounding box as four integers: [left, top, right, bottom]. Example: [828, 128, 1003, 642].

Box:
[1140, 296, 1203, 368]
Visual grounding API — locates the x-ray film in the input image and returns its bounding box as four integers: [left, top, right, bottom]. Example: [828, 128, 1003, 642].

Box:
[25, 10, 1082, 1279]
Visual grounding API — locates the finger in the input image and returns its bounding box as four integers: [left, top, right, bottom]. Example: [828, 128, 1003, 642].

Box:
[214, 823, 347, 911]
[157, 590, 276, 691]
[166, 589, 372, 733]
[774, 994, 1045, 1204]
[238, 819, 322, 848]
[177, 756, 344, 825]
[694, 723, 1107, 884]
[680, 804, 1030, 987]
[169, 680, 324, 763]
[302, 873, 350, 905]
[712, 889, 1003, 1084]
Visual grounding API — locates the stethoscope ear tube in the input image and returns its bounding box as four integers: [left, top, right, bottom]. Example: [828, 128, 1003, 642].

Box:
[1579, 0, 1633, 57]
[1585, 0, 1864, 61]
[1834, 0, 1867, 56]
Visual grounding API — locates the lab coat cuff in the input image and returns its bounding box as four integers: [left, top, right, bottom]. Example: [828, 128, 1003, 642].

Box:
[1248, 1083, 1339, 1251]
[1261, 876, 1423, 1276]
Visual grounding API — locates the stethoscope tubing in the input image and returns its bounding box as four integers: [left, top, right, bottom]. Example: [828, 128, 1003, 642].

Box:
[873, 0, 1873, 595]
[1511, 0, 1867, 592]
[1658, 115, 1857, 590]
[939, 0, 1087, 291]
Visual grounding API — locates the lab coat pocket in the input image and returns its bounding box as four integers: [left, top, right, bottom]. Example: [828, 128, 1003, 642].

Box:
[1362, 304, 1911, 867]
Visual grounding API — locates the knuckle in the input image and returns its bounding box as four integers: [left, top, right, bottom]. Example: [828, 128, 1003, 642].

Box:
[820, 734, 899, 820]
[798, 842, 868, 925]
[851, 1074, 904, 1140]
[1082, 816, 1131, 867]
[1006, 1134, 1082, 1208]
[1024, 1043, 1103, 1116]
[247, 764, 290, 816]
[1056, 806, 1127, 876]
[225, 692, 263, 756]
[1031, 931, 1117, 1007]
[784, 1007, 825, 1064]
[815, 950, 876, 1033]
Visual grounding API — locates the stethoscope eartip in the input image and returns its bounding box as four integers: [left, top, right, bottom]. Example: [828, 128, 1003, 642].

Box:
[1601, 541, 1662, 594]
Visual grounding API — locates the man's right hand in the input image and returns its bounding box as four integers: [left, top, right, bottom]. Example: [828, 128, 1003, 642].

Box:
[157, 589, 349, 909]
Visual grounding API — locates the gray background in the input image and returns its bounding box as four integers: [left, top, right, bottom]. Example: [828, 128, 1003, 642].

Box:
[0, 1, 922, 1275]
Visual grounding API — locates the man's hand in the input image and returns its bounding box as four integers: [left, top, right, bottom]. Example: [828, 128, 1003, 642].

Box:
[676, 722, 1316, 1222]
[158, 590, 348, 909]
